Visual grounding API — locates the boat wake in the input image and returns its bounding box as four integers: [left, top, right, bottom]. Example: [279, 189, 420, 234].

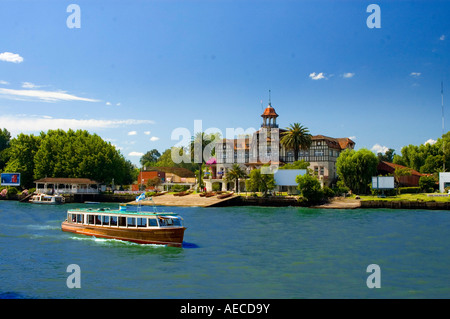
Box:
[69, 236, 167, 248]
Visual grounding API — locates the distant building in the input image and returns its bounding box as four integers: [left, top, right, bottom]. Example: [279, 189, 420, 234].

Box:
[377, 161, 427, 187]
[34, 177, 100, 194]
[132, 167, 196, 191]
[213, 99, 355, 187]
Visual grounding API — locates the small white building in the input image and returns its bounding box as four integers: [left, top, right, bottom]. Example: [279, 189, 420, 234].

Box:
[439, 172, 450, 193]
[34, 177, 100, 194]
[274, 169, 307, 194]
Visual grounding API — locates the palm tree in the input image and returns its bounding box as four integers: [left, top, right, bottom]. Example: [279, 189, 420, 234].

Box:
[190, 132, 220, 190]
[225, 164, 247, 193]
[280, 123, 312, 162]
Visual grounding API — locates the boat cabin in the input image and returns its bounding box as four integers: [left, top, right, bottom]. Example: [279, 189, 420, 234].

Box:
[66, 208, 183, 229]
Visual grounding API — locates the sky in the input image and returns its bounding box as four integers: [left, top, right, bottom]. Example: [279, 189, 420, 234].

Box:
[0, 0, 449, 166]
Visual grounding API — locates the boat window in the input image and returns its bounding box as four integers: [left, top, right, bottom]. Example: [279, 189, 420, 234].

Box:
[148, 218, 158, 227]
[76, 214, 83, 223]
[69, 213, 76, 223]
[172, 218, 182, 226]
[102, 215, 110, 226]
[119, 216, 127, 227]
[95, 215, 101, 225]
[158, 218, 167, 226]
[110, 216, 118, 226]
[88, 215, 95, 225]
[127, 217, 136, 227]
[137, 218, 147, 227]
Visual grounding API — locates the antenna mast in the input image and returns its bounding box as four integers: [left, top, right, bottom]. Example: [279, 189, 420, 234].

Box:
[443, 81, 445, 172]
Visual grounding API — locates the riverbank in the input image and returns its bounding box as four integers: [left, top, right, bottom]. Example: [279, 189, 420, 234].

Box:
[4, 192, 450, 210]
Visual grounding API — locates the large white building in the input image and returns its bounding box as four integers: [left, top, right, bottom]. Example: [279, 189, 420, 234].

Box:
[207, 100, 355, 190]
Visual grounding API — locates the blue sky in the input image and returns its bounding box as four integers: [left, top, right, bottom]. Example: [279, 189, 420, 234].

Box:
[0, 0, 449, 166]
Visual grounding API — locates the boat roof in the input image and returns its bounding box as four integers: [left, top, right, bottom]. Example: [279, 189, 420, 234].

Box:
[67, 207, 179, 217]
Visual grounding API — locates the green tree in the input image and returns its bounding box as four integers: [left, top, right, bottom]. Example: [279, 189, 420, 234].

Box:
[224, 164, 247, 193]
[418, 175, 437, 193]
[280, 123, 312, 161]
[140, 149, 161, 167]
[295, 173, 324, 204]
[4, 133, 41, 188]
[190, 132, 219, 190]
[279, 160, 310, 169]
[336, 148, 378, 194]
[377, 148, 395, 163]
[245, 168, 275, 196]
[0, 128, 11, 171]
[32, 129, 135, 185]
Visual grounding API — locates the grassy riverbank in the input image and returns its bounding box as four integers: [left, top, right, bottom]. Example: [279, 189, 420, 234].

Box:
[357, 193, 450, 202]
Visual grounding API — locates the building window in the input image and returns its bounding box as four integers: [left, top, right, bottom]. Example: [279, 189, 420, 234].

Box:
[320, 167, 324, 176]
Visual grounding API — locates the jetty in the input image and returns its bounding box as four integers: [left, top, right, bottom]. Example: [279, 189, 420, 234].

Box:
[128, 192, 238, 207]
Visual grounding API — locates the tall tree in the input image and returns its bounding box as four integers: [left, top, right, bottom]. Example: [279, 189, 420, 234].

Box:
[245, 168, 276, 196]
[336, 148, 378, 194]
[280, 123, 312, 161]
[190, 132, 219, 189]
[0, 128, 11, 170]
[4, 133, 41, 188]
[140, 149, 161, 168]
[224, 164, 247, 192]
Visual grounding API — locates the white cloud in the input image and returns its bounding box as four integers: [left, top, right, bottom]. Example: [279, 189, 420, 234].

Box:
[150, 136, 160, 141]
[342, 72, 355, 78]
[116, 102, 121, 106]
[440, 34, 446, 41]
[0, 80, 9, 85]
[144, 131, 151, 135]
[425, 138, 437, 145]
[410, 72, 421, 78]
[106, 101, 111, 106]
[0, 115, 154, 135]
[348, 136, 356, 141]
[0, 52, 24, 63]
[309, 72, 327, 80]
[0, 87, 99, 102]
[128, 131, 137, 136]
[21, 82, 42, 89]
[128, 151, 144, 157]
[371, 144, 389, 154]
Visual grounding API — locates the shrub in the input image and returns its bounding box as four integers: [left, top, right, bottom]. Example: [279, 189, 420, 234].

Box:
[419, 175, 438, 193]
[371, 188, 397, 196]
[398, 187, 421, 194]
[323, 186, 335, 199]
[296, 174, 324, 204]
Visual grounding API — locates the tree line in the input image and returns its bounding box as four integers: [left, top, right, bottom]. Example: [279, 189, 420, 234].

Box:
[0, 128, 136, 188]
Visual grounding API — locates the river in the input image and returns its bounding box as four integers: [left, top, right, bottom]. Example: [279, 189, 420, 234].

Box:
[0, 200, 449, 298]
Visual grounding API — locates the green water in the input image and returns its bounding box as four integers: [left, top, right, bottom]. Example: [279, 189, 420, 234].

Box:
[0, 201, 449, 298]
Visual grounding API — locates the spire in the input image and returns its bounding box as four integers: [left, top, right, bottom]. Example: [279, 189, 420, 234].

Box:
[261, 90, 279, 128]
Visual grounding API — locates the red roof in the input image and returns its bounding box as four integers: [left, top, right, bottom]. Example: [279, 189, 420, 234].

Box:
[377, 161, 424, 176]
[261, 105, 278, 117]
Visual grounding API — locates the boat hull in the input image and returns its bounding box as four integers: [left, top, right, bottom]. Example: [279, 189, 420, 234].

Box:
[61, 221, 186, 247]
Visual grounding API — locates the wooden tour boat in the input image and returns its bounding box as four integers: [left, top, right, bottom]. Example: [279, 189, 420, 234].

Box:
[61, 205, 186, 247]
[30, 193, 65, 204]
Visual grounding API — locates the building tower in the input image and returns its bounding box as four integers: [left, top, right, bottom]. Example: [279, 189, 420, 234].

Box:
[261, 90, 279, 128]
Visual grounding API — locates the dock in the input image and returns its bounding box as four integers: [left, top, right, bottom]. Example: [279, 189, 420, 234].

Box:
[128, 192, 238, 207]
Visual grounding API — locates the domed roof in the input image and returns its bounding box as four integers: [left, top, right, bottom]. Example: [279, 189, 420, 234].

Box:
[261, 103, 278, 117]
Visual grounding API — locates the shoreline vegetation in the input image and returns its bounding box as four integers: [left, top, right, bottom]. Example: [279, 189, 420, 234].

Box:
[4, 190, 450, 210]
